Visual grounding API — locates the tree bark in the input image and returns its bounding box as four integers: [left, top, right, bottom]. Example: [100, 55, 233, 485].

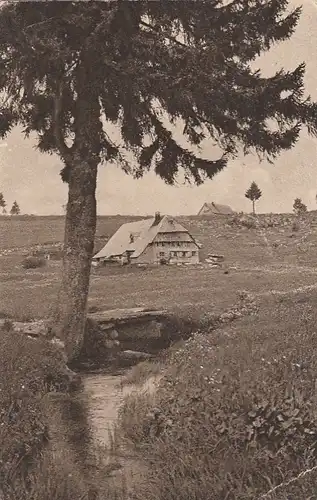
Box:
[52, 157, 98, 363]
[252, 200, 255, 215]
[50, 54, 102, 363]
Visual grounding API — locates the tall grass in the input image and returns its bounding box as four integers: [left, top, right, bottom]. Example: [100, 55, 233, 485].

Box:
[0, 326, 119, 500]
[116, 291, 317, 500]
[122, 360, 164, 386]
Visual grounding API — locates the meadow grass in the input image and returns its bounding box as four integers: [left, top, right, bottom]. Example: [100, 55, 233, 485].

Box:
[2, 257, 317, 321]
[115, 289, 317, 500]
[3, 214, 317, 499]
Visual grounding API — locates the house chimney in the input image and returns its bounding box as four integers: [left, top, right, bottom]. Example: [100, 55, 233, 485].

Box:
[129, 233, 134, 244]
[154, 211, 161, 223]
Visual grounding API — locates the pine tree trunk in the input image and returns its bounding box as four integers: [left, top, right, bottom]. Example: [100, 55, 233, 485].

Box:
[252, 200, 255, 215]
[52, 158, 98, 363]
[50, 56, 102, 363]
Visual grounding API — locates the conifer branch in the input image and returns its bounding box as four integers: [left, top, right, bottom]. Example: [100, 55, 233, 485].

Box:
[139, 20, 188, 49]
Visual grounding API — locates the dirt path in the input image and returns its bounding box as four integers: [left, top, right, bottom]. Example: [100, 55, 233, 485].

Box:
[255, 282, 317, 298]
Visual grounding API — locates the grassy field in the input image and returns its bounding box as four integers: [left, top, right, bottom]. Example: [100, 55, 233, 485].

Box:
[1, 213, 317, 320]
[2, 214, 317, 499]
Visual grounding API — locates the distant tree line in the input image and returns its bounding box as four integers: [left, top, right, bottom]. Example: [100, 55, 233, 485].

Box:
[0, 192, 21, 215]
[0, 186, 314, 218]
[244, 182, 313, 215]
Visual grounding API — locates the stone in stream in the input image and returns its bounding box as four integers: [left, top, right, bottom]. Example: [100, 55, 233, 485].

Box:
[119, 350, 154, 361]
[108, 329, 119, 340]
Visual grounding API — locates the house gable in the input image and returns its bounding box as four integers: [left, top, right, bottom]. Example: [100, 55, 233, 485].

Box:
[93, 214, 200, 264]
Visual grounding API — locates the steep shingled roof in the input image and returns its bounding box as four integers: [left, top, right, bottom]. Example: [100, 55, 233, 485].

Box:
[93, 215, 195, 260]
[198, 202, 235, 215]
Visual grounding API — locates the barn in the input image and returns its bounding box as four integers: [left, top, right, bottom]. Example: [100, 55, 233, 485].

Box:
[93, 213, 200, 265]
[198, 202, 235, 216]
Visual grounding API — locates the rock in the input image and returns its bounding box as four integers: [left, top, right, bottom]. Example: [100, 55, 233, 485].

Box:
[119, 350, 154, 361]
[50, 338, 65, 349]
[99, 323, 115, 331]
[89, 307, 166, 323]
[148, 320, 162, 339]
[105, 339, 116, 349]
[108, 329, 119, 340]
[10, 320, 47, 337]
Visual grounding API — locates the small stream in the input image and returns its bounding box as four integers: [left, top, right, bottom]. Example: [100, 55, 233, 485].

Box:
[82, 373, 131, 447]
[82, 372, 159, 448]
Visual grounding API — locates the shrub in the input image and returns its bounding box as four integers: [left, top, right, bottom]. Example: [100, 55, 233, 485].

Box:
[21, 255, 46, 269]
[293, 198, 307, 216]
[241, 217, 257, 229]
[229, 214, 257, 229]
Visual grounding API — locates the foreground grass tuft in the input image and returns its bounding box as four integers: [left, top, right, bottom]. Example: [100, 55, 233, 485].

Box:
[21, 255, 46, 269]
[122, 360, 164, 386]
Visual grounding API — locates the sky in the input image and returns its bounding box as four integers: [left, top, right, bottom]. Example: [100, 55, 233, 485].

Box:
[0, 0, 317, 216]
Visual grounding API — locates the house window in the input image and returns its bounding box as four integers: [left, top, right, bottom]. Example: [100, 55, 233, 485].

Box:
[182, 251, 186, 257]
[159, 252, 165, 257]
[192, 251, 196, 256]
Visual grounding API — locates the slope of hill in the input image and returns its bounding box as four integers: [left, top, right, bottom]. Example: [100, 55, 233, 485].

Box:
[1, 213, 317, 268]
[0, 215, 145, 252]
[1, 213, 317, 321]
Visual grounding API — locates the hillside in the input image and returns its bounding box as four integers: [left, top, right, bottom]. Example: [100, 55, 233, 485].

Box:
[0, 215, 144, 252]
[1, 212, 317, 268]
[1, 212, 317, 321]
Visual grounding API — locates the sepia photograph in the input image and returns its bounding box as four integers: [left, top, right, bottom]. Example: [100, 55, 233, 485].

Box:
[1, 0, 317, 498]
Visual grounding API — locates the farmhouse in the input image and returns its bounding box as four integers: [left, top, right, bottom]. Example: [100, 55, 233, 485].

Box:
[198, 202, 235, 216]
[93, 213, 200, 265]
